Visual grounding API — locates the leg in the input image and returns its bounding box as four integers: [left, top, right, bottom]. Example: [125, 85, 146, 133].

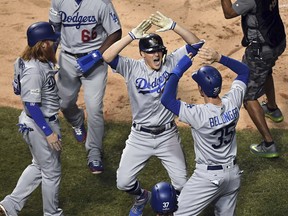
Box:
[27, 116, 63, 216]
[58, 52, 84, 127]
[156, 129, 187, 191]
[116, 131, 153, 216]
[81, 62, 107, 163]
[244, 100, 273, 142]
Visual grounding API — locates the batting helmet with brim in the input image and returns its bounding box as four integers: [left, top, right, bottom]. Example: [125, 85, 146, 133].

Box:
[27, 21, 60, 47]
[192, 65, 222, 97]
[139, 33, 167, 54]
[150, 182, 178, 214]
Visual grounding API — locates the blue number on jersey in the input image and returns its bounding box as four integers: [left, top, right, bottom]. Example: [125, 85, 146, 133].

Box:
[109, 12, 119, 23]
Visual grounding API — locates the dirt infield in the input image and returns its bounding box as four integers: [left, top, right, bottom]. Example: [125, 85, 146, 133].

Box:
[0, 0, 287, 130]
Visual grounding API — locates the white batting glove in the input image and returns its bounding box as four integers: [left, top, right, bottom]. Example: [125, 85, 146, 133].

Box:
[150, 11, 176, 32]
[128, 19, 152, 40]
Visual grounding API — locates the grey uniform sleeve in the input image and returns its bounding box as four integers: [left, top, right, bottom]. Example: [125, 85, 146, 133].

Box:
[49, 0, 61, 23]
[21, 67, 43, 103]
[232, 0, 256, 15]
[100, 0, 121, 35]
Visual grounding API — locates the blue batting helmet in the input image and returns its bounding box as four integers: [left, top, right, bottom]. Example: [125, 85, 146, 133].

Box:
[139, 33, 167, 54]
[192, 65, 222, 97]
[150, 182, 178, 214]
[27, 21, 60, 47]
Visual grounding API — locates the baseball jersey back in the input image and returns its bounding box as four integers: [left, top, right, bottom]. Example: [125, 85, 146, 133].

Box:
[179, 80, 247, 165]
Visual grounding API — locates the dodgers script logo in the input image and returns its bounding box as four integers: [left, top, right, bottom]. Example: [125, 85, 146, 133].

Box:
[136, 71, 170, 94]
[60, 11, 97, 29]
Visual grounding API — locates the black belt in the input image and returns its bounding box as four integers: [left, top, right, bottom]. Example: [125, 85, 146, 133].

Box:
[64, 50, 89, 59]
[132, 121, 175, 135]
[207, 159, 237, 170]
[27, 114, 57, 122]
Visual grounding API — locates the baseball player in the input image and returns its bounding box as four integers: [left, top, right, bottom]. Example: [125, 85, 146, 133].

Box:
[102, 11, 203, 216]
[161, 47, 250, 215]
[220, 0, 286, 158]
[0, 22, 63, 216]
[150, 182, 178, 216]
[49, 0, 122, 174]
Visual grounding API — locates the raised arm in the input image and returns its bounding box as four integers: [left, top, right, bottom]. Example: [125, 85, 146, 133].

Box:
[102, 20, 152, 63]
[161, 54, 193, 116]
[150, 11, 201, 44]
[220, 0, 239, 19]
[198, 47, 250, 84]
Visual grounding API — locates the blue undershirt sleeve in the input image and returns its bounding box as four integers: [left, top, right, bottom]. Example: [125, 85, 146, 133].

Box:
[107, 55, 119, 70]
[161, 74, 181, 116]
[219, 55, 250, 85]
[25, 102, 53, 136]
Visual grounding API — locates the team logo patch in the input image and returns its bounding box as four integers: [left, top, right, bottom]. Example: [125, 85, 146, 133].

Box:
[30, 89, 41, 95]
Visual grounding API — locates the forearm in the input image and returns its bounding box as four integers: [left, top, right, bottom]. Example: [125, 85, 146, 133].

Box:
[98, 29, 122, 54]
[161, 74, 181, 116]
[173, 23, 200, 44]
[219, 55, 250, 84]
[102, 34, 132, 63]
[220, 0, 239, 19]
[25, 102, 53, 136]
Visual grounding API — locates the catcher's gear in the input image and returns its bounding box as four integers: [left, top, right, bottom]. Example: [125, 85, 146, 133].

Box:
[150, 182, 178, 214]
[172, 54, 193, 78]
[76, 50, 102, 74]
[27, 21, 60, 47]
[150, 11, 176, 32]
[128, 19, 152, 40]
[192, 65, 222, 97]
[139, 33, 167, 54]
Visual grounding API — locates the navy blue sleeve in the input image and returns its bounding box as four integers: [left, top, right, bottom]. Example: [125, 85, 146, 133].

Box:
[161, 74, 181, 116]
[219, 55, 250, 85]
[25, 102, 53, 136]
[107, 55, 120, 70]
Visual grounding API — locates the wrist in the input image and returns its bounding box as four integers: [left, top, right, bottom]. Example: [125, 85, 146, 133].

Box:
[128, 32, 136, 40]
[170, 21, 176, 30]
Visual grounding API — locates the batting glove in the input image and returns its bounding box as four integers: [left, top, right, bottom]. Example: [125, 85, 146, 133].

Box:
[150, 11, 176, 32]
[76, 50, 102, 74]
[128, 19, 152, 40]
[172, 54, 193, 78]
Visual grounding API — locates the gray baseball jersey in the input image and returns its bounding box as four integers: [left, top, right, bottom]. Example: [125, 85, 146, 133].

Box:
[115, 46, 188, 192]
[174, 80, 246, 215]
[49, 0, 121, 163]
[49, 0, 121, 53]
[0, 58, 63, 216]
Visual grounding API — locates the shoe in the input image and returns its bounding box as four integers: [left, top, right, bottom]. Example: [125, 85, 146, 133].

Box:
[250, 141, 279, 158]
[88, 160, 104, 174]
[0, 205, 8, 216]
[261, 102, 284, 123]
[72, 123, 87, 142]
[129, 190, 151, 216]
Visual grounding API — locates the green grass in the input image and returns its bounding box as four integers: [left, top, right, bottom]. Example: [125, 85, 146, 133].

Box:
[0, 107, 287, 216]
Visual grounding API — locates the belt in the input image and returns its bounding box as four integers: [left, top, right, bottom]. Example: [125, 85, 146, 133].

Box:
[207, 159, 237, 170]
[132, 121, 175, 135]
[64, 50, 89, 59]
[27, 114, 57, 122]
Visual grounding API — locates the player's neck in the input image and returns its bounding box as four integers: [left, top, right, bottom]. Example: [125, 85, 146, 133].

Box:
[205, 96, 221, 106]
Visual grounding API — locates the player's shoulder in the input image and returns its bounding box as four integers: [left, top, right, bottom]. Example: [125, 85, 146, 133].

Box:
[98, 0, 113, 6]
